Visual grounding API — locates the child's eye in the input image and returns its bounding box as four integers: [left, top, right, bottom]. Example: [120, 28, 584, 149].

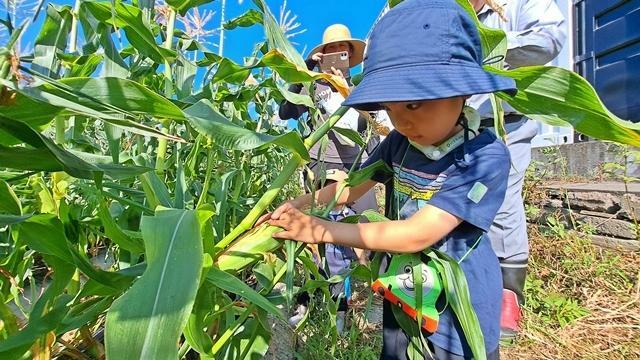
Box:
[406, 103, 421, 111]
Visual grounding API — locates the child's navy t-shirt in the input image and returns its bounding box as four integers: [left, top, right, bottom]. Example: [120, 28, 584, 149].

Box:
[361, 129, 510, 358]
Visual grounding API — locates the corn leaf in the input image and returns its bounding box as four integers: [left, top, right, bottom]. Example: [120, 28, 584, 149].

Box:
[105, 208, 203, 360]
[253, 0, 306, 69]
[184, 99, 310, 161]
[0, 179, 21, 215]
[426, 249, 486, 360]
[0, 214, 32, 226]
[165, 0, 215, 16]
[206, 267, 284, 320]
[224, 9, 263, 30]
[31, 5, 73, 78]
[0, 78, 184, 142]
[0, 115, 100, 178]
[0, 296, 70, 356]
[80, 2, 176, 64]
[16, 214, 132, 289]
[97, 199, 145, 254]
[490, 66, 640, 146]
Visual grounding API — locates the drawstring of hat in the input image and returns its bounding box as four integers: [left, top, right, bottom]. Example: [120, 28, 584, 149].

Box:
[454, 103, 476, 168]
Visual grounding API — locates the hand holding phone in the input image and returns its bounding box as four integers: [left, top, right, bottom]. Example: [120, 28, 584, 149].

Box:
[319, 51, 350, 78]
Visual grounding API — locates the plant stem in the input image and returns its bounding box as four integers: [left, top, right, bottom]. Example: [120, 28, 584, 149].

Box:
[218, 0, 226, 56]
[196, 146, 215, 208]
[163, 9, 176, 98]
[55, 117, 65, 144]
[156, 8, 176, 173]
[69, 0, 81, 53]
[215, 106, 349, 251]
[177, 342, 191, 359]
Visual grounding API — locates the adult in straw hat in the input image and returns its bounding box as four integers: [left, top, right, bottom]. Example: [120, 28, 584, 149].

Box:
[308, 24, 367, 71]
[278, 22, 378, 205]
[278, 24, 379, 331]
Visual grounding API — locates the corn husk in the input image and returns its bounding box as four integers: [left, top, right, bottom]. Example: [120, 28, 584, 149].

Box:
[216, 224, 283, 272]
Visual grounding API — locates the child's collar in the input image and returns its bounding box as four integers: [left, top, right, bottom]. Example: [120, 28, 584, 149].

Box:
[408, 106, 481, 161]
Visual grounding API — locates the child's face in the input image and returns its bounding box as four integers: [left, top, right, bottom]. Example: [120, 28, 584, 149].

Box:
[381, 97, 466, 146]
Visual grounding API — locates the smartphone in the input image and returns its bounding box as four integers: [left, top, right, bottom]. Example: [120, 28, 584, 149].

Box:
[319, 51, 350, 77]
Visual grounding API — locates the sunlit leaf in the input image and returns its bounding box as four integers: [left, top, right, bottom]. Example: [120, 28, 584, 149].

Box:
[165, 0, 216, 16]
[224, 9, 263, 30]
[491, 66, 640, 146]
[184, 99, 310, 161]
[80, 2, 176, 64]
[105, 208, 205, 360]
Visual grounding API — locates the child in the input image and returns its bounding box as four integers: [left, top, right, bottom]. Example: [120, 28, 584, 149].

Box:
[261, 0, 516, 358]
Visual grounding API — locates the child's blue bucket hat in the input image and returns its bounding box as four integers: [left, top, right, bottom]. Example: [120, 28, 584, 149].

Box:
[343, 0, 517, 111]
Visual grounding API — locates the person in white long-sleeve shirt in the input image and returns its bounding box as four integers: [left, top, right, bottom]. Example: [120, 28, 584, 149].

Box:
[466, 0, 567, 341]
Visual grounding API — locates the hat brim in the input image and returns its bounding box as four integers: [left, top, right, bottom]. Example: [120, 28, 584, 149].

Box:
[308, 39, 366, 68]
[342, 63, 518, 111]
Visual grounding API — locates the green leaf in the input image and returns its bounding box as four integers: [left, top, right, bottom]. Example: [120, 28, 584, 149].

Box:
[105, 208, 203, 360]
[344, 160, 393, 188]
[210, 56, 252, 84]
[206, 267, 284, 320]
[80, 2, 176, 64]
[184, 100, 310, 161]
[224, 9, 263, 30]
[97, 199, 145, 253]
[391, 305, 427, 360]
[165, 0, 216, 16]
[59, 53, 104, 77]
[175, 53, 197, 100]
[454, 0, 507, 64]
[0, 115, 100, 178]
[224, 318, 271, 360]
[0, 93, 57, 146]
[0, 214, 32, 226]
[32, 4, 73, 78]
[426, 249, 486, 360]
[272, 79, 314, 108]
[17, 215, 132, 289]
[0, 78, 184, 142]
[0, 296, 70, 356]
[0, 179, 21, 215]
[79, 10, 130, 77]
[135, 160, 173, 209]
[490, 66, 640, 146]
[332, 127, 366, 147]
[253, 0, 306, 69]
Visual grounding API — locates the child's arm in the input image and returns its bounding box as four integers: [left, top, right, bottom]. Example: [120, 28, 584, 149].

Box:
[267, 202, 462, 253]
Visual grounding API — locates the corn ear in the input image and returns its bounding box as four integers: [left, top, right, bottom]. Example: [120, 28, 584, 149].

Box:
[216, 224, 283, 272]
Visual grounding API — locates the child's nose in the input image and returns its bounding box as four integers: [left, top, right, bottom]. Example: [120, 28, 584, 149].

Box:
[395, 118, 413, 132]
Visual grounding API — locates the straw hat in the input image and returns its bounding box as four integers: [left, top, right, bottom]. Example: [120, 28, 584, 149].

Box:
[308, 24, 366, 68]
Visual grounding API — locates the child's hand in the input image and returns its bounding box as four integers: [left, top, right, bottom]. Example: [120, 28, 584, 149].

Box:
[266, 203, 327, 244]
[254, 198, 304, 227]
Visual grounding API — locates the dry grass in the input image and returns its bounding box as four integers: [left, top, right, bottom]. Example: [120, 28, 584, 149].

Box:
[503, 225, 640, 360]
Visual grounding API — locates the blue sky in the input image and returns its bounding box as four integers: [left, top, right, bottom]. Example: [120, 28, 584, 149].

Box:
[7, 0, 387, 65]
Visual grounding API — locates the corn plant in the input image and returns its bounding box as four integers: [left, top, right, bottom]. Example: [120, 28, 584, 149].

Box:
[0, 0, 639, 360]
